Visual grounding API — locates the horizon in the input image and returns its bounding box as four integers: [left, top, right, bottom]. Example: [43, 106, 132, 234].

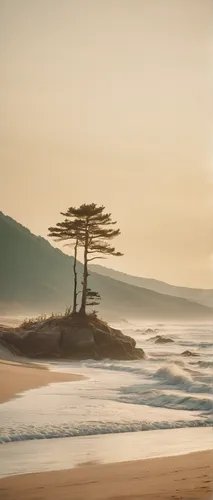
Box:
[0, 0, 212, 287]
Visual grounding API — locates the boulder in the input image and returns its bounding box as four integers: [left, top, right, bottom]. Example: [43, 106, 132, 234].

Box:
[0, 315, 145, 361]
[181, 350, 199, 357]
[155, 335, 174, 344]
[146, 334, 174, 344]
[0, 323, 61, 358]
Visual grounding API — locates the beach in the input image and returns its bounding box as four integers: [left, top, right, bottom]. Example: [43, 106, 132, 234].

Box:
[0, 360, 84, 404]
[0, 323, 212, 499]
[0, 450, 212, 499]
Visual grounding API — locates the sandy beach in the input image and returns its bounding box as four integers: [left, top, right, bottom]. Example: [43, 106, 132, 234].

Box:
[0, 333, 212, 500]
[0, 450, 212, 499]
[0, 360, 84, 404]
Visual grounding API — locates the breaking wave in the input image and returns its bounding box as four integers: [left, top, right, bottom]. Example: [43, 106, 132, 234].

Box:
[153, 365, 212, 393]
[119, 388, 213, 412]
[117, 362, 212, 412]
[0, 417, 211, 444]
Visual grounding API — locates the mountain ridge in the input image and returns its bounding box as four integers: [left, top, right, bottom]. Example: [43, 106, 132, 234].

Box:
[90, 264, 213, 307]
[0, 211, 212, 320]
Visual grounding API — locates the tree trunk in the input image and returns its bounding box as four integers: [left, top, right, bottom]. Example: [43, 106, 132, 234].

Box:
[72, 239, 78, 314]
[80, 230, 89, 315]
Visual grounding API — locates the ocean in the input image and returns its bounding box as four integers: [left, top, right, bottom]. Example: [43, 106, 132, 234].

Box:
[0, 322, 212, 477]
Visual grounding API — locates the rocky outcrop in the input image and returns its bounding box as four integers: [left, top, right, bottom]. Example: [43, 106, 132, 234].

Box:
[0, 315, 145, 361]
[146, 334, 174, 344]
[154, 335, 174, 344]
[145, 328, 157, 334]
[181, 350, 199, 357]
[136, 328, 158, 334]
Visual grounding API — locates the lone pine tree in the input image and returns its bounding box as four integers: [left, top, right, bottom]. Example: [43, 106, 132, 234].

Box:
[48, 203, 123, 316]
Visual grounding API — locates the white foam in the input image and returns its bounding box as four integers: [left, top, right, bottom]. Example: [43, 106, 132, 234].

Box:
[0, 416, 211, 444]
[154, 364, 212, 393]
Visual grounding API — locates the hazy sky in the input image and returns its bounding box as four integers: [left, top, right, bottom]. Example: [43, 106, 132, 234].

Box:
[0, 0, 212, 287]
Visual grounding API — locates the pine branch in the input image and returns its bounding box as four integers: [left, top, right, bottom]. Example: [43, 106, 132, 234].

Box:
[87, 256, 107, 262]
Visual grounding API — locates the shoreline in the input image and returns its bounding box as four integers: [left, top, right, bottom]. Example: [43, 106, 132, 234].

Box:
[0, 359, 84, 404]
[0, 450, 212, 499]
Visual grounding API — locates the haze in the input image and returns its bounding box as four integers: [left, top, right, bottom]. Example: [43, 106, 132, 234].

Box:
[0, 0, 212, 287]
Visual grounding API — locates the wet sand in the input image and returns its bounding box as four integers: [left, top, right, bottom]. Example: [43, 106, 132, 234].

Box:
[0, 360, 84, 403]
[0, 450, 212, 499]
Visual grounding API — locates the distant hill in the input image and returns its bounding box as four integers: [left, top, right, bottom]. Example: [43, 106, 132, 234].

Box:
[90, 264, 213, 308]
[0, 211, 212, 320]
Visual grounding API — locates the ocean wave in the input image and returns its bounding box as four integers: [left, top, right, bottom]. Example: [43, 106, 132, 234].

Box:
[197, 360, 213, 368]
[179, 341, 213, 349]
[119, 387, 213, 412]
[90, 361, 147, 376]
[197, 343, 213, 349]
[154, 365, 212, 393]
[149, 358, 198, 370]
[0, 417, 211, 444]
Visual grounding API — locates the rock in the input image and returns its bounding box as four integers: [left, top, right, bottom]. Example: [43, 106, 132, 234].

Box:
[0, 340, 22, 361]
[92, 326, 139, 360]
[182, 350, 199, 357]
[146, 334, 174, 344]
[140, 328, 159, 334]
[0, 322, 61, 358]
[0, 315, 145, 361]
[155, 335, 174, 344]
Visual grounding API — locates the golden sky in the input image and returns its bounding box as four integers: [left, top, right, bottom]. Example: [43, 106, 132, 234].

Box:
[0, 0, 212, 287]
